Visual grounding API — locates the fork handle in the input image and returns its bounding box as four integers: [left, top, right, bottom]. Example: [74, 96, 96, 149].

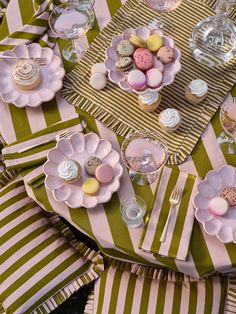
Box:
[160, 204, 174, 243]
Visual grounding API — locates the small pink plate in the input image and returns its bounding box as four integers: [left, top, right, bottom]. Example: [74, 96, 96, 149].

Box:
[193, 165, 236, 243]
[43, 132, 123, 209]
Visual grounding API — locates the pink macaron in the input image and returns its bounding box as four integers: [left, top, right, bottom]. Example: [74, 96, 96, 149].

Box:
[127, 69, 147, 90]
[146, 68, 163, 88]
[95, 164, 114, 183]
[133, 48, 154, 71]
[209, 197, 229, 216]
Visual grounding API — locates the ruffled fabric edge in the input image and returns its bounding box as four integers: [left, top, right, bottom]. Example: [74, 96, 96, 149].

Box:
[225, 277, 236, 313]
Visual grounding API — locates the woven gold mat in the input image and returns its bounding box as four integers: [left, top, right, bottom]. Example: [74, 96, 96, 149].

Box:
[62, 0, 236, 164]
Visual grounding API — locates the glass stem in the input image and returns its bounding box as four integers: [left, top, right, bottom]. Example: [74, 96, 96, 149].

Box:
[71, 38, 77, 55]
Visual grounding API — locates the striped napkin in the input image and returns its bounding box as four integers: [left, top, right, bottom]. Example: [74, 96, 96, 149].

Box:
[139, 166, 200, 261]
[2, 114, 86, 170]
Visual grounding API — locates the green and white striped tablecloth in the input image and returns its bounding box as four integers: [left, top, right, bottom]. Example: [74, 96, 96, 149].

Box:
[1, 0, 236, 281]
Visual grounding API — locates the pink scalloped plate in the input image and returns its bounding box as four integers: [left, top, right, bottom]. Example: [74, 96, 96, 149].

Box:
[43, 132, 123, 209]
[0, 43, 65, 108]
[105, 26, 181, 94]
[193, 165, 236, 243]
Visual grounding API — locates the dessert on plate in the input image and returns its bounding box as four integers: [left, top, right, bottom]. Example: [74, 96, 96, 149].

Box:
[185, 79, 208, 105]
[221, 187, 236, 207]
[158, 108, 182, 133]
[57, 159, 81, 183]
[12, 59, 42, 90]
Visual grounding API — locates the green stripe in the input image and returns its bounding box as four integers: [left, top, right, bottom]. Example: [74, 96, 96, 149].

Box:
[172, 282, 182, 314]
[0, 179, 24, 197]
[107, 0, 122, 16]
[96, 268, 109, 314]
[188, 282, 197, 314]
[0, 191, 26, 211]
[9, 105, 31, 141]
[191, 139, 213, 177]
[107, 268, 122, 313]
[86, 15, 100, 45]
[155, 278, 167, 313]
[123, 272, 137, 314]
[41, 99, 61, 127]
[204, 279, 213, 314]
[168, 174, 195, 258]
[139, 277, 152, 314]
[18, 0, 34, 24]
[219, 277, 229, 314]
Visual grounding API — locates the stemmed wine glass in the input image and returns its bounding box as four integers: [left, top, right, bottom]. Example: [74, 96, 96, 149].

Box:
[49, 3, 90, 63]
[144, 0, 183, 34]
[217, 97, 236, 154]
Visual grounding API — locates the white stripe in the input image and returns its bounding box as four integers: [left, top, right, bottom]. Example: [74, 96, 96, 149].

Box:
[163, 281, 175, 314]
[175, 254, 199, 279]
[20, 24, 46, 34]
[131, 276, 144, 314]
[115, 270, 130, 314]
[26, 106, 47, 133]
[0, 184, 25, 205]
[178, 156, 198, 176]
[196, 281, 206, 313]
[201, 123, 226, 170]
[147, 277, 159, 314]
[159, 173, 188, 258]
[141, 167, 172, 250]
[0, 196, 32, 220]
[179, 281, 190, 313]
[94, 0, 111, 30]
[1, 37, 30, 45]
[101, 266, 116, 314]
[0, 102, 17, 144]
[5, 0, 22, 33]
[211, 277, 223, 314]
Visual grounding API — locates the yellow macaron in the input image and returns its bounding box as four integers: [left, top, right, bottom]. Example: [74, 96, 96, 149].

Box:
[146, 34, 163, 52]
[82, 178, 100, 196]
[129, 34, 146, 48]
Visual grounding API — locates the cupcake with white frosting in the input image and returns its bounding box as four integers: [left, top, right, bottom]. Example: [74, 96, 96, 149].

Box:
[58, 160, 82, 183]
[158, 108, 182, 133]
[185, 79, 208, 105]
[138, 92, 161, 112]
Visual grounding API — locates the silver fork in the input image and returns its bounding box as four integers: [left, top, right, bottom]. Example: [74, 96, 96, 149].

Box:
[18, 130, 74, 153]
[160, 186, 181, 243]
[0, 56, 50, 65]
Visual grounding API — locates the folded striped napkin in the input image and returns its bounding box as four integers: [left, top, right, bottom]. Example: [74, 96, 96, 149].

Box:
[2, 114, 86, 170]
[139, 166, 200, 261]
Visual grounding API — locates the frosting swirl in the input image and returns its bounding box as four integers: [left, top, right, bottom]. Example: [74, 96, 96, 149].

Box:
[12, 59, 41, 86]
[58, 160, 79, 181]
[139, 92, 159, 106]
[159, 108, 181, 127]
[189, 79, 208, 97]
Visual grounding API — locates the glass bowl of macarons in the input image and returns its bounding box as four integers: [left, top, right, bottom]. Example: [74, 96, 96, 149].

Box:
[105, 26, 181, 110]
[43, 132, 123, 209]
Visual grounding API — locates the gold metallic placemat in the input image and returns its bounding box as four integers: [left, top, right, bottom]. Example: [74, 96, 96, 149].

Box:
[62, 0, 236, 164]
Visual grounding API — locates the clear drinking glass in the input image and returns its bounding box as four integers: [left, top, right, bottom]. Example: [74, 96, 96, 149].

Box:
[49, 3, 90, 63]
[121, 130, 169, 186]
[218, 98, 236, 154]
[144, 0, 183, 34]
[120, 196, 146, 228]
[72, 0, 95, 29]
[189, 0, 236, 67]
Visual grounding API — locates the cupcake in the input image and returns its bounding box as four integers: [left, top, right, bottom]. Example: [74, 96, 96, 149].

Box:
[138, 92, 161, 112]
[12, 59, 42, 90]
[58, 160, 81, 183]
[185, 79, 208, 105]
[158, 108, 182, 133]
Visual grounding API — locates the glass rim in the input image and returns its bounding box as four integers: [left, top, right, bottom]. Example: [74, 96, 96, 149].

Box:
[48, 3, 90, 38]
[120, 130, 169, 175]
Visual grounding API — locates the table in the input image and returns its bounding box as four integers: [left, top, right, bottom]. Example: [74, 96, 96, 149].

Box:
[0, 0, 236, 280]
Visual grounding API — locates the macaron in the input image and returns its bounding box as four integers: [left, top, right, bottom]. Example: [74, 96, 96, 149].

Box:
[117, 40, 135, 57]
[209, 197, 229, 216]
[90, 73, 107, 90]
[115, 56, 133, 72]
[146, 34, 163, 52]
[91, 63, 108, 75]
[82, 178, 100, 196]
[129, 34, 146, 48]
[153, 58, 164, 72]
[133, 48, 154, 71]
[157, 46, 175, 64]
[127, 69, 147, 91]
[95, 164, 114, 183]
[84, 156, 102, 176]
[146, 68, 163, 88]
